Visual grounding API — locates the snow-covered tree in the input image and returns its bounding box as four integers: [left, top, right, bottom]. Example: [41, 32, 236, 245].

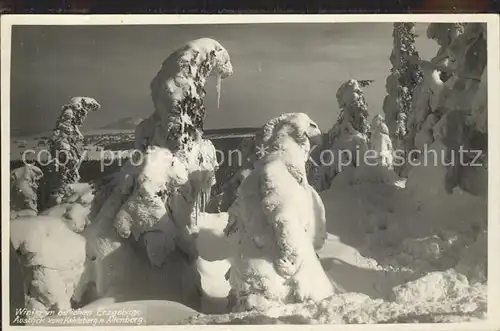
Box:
[10, 164, 44, 217]
[405, 23, 465, 156]
[383, 23, 423, 171]
[209, 113, 324, 214]
[224, 113, 332, 312]
[206, 135, 256, 213]
[309, 79, 372, 191]
[405, 23, 487, 197]
[440, 23, 487, 195]
[43, 97, 101, 208]
[331, 79, 371, 142]
[86, 38, 234, 308]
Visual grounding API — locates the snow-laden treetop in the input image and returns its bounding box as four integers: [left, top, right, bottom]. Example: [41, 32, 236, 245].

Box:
[258, 112, 323, 159]
[136, 38, 234, 152]
[52, 97, 101, 142]
[60, 97, 101, 126]
[330, 79, 370, 141]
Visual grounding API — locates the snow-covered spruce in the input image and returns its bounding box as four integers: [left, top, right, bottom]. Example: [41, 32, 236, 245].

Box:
[211, 113, 327, 225]
[405, 23, 465, 158]
[364, 24, 488, 289]
[330, 79, 371, 142]
[135, 37, 233, 152]
[207, 131, 267, 214]
[410, 23, 487, 196]
[206, 166, 253, 213]
[382, 23, 423, 174]
[43, 97, 101, 209]
[468, 63, 487, 134]
[310, 79, 371, 191]
[10, 164, 44, 217]
[224, 113, 333, 312]
[86, 38, 233, 306]
[456, 62, 488, 197]
[443, 24, 487, 196]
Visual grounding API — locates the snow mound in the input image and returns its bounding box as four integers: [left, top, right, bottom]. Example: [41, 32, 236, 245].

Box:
[392, 269, 485, 306]
[183, 269, 486, 324]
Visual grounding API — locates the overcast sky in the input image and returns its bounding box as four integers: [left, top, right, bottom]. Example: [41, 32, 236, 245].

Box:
[10, 23, 438, 137]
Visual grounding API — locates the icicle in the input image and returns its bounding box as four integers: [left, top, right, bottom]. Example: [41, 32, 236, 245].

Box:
[216, 73, 222, 109]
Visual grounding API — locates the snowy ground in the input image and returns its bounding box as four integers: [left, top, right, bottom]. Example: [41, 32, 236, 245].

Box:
[12, 158, 487, 325]
[183, 161, 487, 324]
